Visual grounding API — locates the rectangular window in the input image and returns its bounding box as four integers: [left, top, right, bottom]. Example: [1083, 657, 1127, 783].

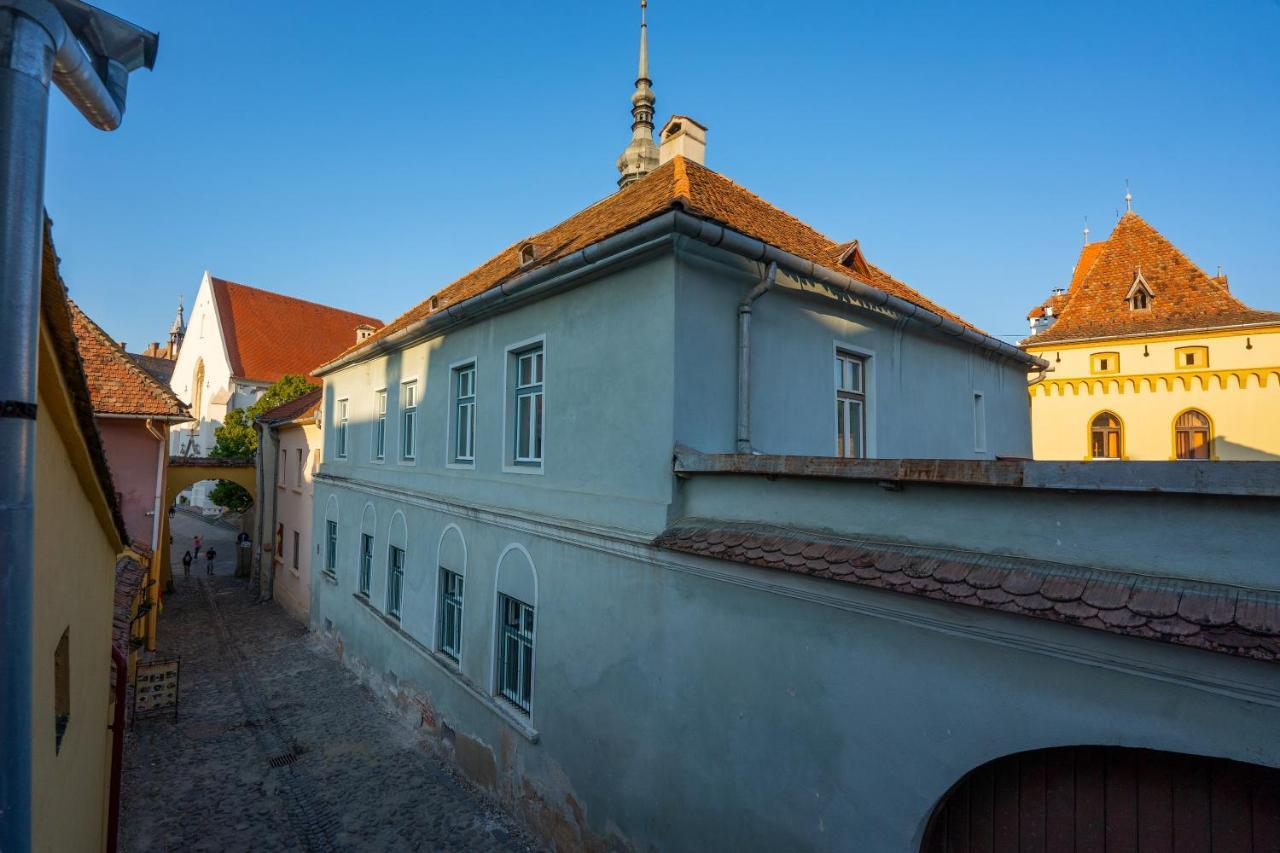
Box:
[1090, 352, 1120, 375]
[336, 399, 349, 458]
[453, 364, 477, 463]
[387, 545, 405, 619]
[401, 381, 417, 460]
[513, 346, 544, 465]
[278, 447, 287, 485]
[292, 530, 300, 570]
[835, 350, 866, 458]
[325, 520, 338, 573]
[438, 568, 464, 661]
[1175, 346, 1209, 369]
[296, 448, 304, 487]
[498, 595, 534, 714]
[373, 390, 387, 460]
[973, 392, 987, 453]
[359, 533, 373, 595]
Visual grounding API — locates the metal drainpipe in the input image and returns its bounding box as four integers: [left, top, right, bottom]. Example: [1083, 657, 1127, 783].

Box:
[143, 418, 166, 649]
[0, 4, 155, 849]
[736, 262, 778, 454]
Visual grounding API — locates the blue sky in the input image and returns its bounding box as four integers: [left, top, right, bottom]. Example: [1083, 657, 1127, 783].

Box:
[46, 0, 1280, 350]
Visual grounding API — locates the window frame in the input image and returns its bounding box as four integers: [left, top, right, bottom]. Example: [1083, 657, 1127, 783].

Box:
[400, 380, 418, 461]
[496, 594, 535, 715]
[291, 530, 300, 571]
[973, 391, 987, 454]
[1174, 345, 1209, 370]
[278, 447, 287, 486]
[372, 388, 387, 461]
[1173, 408, 1213, 460]
[1087, 410, 1124, 460]
[503, 336, 546, 473]
[295, 447, 304, 489]
[448, 359, 478, 467]
[358, 532, 373, 597]
[335, 398, 349, 458]
[1090, 352, 1121, 375]
[325, 519, 338, 574]
[437, 567, 465, 662]
[386, 544, 405, 619]
[834, 347, 869, 459]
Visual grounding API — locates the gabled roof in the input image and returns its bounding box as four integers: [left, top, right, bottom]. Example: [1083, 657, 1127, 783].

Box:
[1024, 212, 1280, 345]
[130, 352, 177, 384]
[335, 157, 980, 363]
[256, 388, 322, 426]
[69, 302, 188, 418]
[208, 277, 383, 382]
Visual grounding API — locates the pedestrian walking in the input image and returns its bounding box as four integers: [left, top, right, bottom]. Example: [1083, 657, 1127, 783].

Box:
[181, 550, 193, 578]
[205, 546, 216, 575]
[193, 533, 202, 555]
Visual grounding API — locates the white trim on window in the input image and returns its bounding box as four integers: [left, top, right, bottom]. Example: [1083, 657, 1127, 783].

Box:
[335, 398, 349, 459]
[399, 378, 419, 463]
[973, 391, 987, 454]
[490, 543, 538, 718]
[502, 335, 546, 475]
[445, 356, 478, 470]
[372, 388, 387, 462]
[831, 340, 876, 458]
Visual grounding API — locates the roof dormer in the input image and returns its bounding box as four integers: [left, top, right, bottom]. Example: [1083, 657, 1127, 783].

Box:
[1125, 268, 1154, 311]
[835, 240, 872, 279]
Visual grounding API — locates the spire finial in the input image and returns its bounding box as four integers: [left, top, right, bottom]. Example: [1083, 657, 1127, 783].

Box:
[1083, 216, 1090, 246]
[617, 0, 659, 188]
[1124, 179, 1133, 213]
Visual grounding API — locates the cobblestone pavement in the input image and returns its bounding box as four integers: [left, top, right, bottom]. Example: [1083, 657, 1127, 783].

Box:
[122, 521, 540, 852]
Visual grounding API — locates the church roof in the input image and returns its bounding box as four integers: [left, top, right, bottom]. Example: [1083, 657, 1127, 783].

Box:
[1024, 212, 1280, 345]
[336, 156, 979, 364]
[208, 277, 383, 382]
[69, 301, 188, 418]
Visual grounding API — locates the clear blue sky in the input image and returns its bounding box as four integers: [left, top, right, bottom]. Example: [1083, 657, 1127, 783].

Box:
[45, 0, 1280, 349]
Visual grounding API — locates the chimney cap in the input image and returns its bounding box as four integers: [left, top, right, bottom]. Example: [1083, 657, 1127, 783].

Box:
[659, 115, 708, 167]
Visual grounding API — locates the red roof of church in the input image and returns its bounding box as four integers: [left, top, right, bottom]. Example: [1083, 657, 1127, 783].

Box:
[1024, 212, 1280, 345]
[332, 156, 982, 365]
[69, 302, 188, 418]
[209, 277, 382, 382]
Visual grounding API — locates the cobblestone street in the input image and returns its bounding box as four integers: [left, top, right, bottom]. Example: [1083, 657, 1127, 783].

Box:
[121, 518, 539, 852]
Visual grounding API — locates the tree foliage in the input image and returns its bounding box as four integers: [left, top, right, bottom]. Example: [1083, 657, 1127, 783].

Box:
[207, 374, 317, 510]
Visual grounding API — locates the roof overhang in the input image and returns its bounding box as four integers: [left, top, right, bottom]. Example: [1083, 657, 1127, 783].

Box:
[316, 211, 1046, 376]
[1022, 320, 1280, 349]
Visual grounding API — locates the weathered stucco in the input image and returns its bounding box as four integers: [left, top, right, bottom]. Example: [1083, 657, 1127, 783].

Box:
[96, 418, 162, 550]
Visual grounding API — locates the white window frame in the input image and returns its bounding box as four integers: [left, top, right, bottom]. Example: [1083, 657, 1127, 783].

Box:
[358, 532, 373, 596]
[278, 447, 287, 486]
[335, 398, 349, 458]
[834, 346, 871, 459]
[325, 519, 338, 575]
[447, 358, 478, 468]
[372, 388, 387, 461]
[973, 391, 987, 454]
[295, 447, 304, 488]
[438, 567, 464, 662]
[386, 544, 405, 619]
[400, 380, 418, 462]
[503, 336, 546, 473]
[496, 594, 535, 715]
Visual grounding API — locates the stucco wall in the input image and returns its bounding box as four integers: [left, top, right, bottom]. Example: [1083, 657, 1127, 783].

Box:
[96, 418, 161, 550]
[271, 421, 320, 622]
[310, 478, 1280, 853]
[33, 392, 117, 853]
[1026, 327, 1280, 460]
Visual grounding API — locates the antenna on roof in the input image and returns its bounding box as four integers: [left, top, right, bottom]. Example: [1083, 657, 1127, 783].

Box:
[1124, 179, 1133, 213]
[1083, 217, 1089, 246]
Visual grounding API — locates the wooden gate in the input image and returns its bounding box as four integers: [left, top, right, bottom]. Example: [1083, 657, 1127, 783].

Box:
[922, 746, 1280, 852]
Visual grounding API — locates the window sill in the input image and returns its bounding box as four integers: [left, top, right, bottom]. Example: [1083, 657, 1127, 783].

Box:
[446, 460, 476, 471]
[320, 570, 338, 586]
[351, 593, 539, 743]
[502, 463, 544, 476]
[396, 459, 417, 467]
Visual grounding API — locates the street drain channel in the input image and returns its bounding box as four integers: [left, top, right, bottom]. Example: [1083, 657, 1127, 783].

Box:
[268, 752, 299, 768]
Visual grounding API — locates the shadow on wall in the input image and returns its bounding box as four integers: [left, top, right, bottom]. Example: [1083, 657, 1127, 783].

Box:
[1216, 436, 1280, 461]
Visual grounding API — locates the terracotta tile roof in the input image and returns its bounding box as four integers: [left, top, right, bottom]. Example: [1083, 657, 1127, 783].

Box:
[1024, 212, 1280, 345]
[654, 524, 1280, 663]
[112, 555, 148, 655]
[336, 157, 979, 363]
[69, 302, 188, 418]
[40, 219, 129, 545]
[208, 277, 382, 382]
[256, 388, 322, 425]
[1027, 291, 1068, 322]
[130, 352, 176, 385]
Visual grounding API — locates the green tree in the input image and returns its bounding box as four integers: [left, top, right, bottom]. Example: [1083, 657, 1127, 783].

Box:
[207, 374, 317, 511]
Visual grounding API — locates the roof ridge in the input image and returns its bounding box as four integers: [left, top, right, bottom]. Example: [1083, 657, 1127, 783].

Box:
[67, 300, 188, 416]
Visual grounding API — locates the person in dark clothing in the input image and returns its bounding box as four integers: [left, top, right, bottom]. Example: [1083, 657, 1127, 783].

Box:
[181, 550, 193, 578]
[205, 547, 216, 575]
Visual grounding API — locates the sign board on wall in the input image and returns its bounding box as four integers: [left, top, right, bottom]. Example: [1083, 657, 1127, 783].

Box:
[133, 656, 180, 722]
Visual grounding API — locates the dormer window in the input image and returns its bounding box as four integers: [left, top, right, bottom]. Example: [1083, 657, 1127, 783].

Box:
[1126, 269, 1154, 311]
[519, 243, 538, 267]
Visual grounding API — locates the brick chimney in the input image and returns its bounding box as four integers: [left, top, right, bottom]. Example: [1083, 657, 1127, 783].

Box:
[659, 116, 707, 167]
[356, 324, 375, 344]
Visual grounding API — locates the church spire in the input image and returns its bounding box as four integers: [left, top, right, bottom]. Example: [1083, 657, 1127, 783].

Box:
[616, 1, 659, 188]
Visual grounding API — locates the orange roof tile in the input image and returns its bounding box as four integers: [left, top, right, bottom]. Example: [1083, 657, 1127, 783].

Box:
[209, 277, 382, 382]
[257, 388, 322, 425]
[337, 157, 979, 363]
[1025, 212, 1280, 345]
[69, 302, 188, 418]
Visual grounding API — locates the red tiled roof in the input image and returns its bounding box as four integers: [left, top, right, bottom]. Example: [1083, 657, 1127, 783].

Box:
[335, 157, 979, 363]
[256, 388, 322, 425]
[1024, 212, 1280, 345]
[209, 277, 382, 382]
[69, 302, 188, 418]
[654, 524, 1280, 663]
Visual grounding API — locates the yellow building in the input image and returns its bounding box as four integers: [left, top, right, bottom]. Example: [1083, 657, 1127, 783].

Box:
[32, 223, 132, 852]
[1022, 210, 1280, 461]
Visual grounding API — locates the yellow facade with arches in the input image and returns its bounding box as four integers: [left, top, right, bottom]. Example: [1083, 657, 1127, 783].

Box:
[1026, 326, 1280, 460]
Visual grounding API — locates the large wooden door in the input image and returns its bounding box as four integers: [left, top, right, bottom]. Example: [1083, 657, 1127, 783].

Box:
[922, 746, 1280, 852]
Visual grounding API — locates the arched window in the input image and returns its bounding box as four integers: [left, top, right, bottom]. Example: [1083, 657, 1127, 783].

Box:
[436, 526, 467, 662]
[494, 545, 537, 716]
[191, 358, 205, 419]
[386, 512, 407, 620]
[357, 504, 376, 596]
[1174, 409, 1212, 460]
[1089, 411, 1122, 459]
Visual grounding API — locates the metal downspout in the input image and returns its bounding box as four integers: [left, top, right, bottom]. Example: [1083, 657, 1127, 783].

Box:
[736, 262, 777, 454]
[144, 418, 165, 649]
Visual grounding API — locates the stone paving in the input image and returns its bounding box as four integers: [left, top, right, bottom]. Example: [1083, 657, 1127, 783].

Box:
[121, 518, 540, 853]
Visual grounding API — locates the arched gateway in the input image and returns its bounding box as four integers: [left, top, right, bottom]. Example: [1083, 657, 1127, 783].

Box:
[922, 746, 1280, 852]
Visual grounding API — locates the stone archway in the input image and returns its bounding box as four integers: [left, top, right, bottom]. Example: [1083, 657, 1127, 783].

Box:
[161, 456, 256, 590]
[921, 746, 1280, 852]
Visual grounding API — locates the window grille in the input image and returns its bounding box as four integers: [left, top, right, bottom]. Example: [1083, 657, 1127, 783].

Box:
[438, 568, 464, 661]
[386, 546, 405, 619]
[497, 595, 534, 714]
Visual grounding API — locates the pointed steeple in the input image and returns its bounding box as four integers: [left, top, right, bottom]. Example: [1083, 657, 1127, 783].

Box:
[616, 1, 659, 188]
[167, 295, 186, 358]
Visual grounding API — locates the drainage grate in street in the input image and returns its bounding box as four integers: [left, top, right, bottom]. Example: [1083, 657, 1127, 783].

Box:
[268, 752, 299, 768]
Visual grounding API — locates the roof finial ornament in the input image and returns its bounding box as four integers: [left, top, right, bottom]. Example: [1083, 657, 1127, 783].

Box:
[1125, 179, 1133, 213]
[1083, 217, 1090, 246]
[616, 0, 659, 189]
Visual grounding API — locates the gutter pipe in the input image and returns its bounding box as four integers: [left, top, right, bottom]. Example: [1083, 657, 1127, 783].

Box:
[314, 212, 1045, 378]
[143, 418, 165, 649]
[736, 262, 777, 453]
[0, 3, 155, 849]
[106, 645, 127, 853]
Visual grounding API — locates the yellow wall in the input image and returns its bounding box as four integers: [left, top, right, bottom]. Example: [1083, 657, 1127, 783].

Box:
[1026, 327, 1280, 460]
[32, 390, 118, 853]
